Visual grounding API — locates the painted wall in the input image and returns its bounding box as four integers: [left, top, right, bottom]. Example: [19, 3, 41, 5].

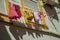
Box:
[0, 0, 6, 14]
[0, 0, 60, 40]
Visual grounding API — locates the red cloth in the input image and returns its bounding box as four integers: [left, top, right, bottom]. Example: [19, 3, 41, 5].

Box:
[14, 4, 22, 18]
[8, 2, 21, 19]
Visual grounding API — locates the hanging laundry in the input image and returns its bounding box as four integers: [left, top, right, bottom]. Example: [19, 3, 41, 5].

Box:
[8, 2, 22, 19]
[20, 7, 26, 17]
[24, 8, 33, 20]
[20, 7, 27, 24]
[20, 0, 25, 17]
[14, 4, 22, 18]
[33, 11, 41, 21]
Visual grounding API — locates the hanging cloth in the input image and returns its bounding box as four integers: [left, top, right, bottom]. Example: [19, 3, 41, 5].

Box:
[24, 8, 33, 20]
[14, 4, 22, 18]
[20, 0, 33, 24]
[20, 0, 27, 24]
[5, 0, 22, 19]
[33, 11, 41, 21]
[20, 0, 33, 18]
[8, 2, 18, 19]
[8, 2, 21, 19]
[20, 0, 25, 17]
[20, 7, 26, 17]
[37, 0, 46, 26]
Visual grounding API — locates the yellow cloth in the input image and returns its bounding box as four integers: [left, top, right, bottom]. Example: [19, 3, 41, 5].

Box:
[20, 0, 33, 19]
[24, 8, 33, 19]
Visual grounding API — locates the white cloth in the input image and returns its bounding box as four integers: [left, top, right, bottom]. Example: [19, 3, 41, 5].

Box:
[33, 11, 41, 21]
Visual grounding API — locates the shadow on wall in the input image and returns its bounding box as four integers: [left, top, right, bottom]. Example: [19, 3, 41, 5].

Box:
[43, 3, 60, 22]
[0, 17, 60, 40]
[9, 21, 42, 40]
[43, 1, 60, 31]
[9, 23, 60, 40]
[0, 17, 11, 40]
